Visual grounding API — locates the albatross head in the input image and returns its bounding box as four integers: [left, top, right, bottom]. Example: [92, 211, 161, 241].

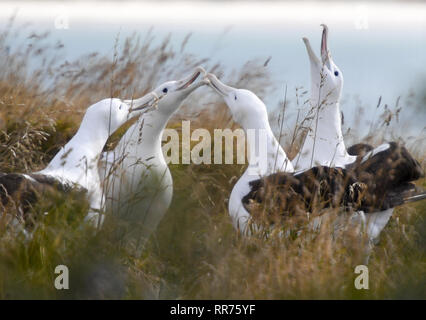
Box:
[303, 24, 343, 105]
[84, 91, 159, 135]
[206, 73, 269, 129]
[151, 66, 207, 115]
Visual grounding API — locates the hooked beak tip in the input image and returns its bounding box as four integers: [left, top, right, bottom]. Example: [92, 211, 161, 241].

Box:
[129, 93, 159, 113]
[302, 37, 311, 49]
[206, 73, 219, 85]
[196, 66, 207, 75]
[177, 67, 206, 91]
[206, 73, 229, 97]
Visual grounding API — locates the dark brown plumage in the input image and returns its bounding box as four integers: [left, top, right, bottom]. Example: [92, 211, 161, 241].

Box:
[0, 173, 86, 224]
[347, 143, 374, 156]
[242, 142, 424, 224]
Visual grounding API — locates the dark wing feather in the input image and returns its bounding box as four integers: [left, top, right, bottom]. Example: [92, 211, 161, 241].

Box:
[347, 143, 374, 156]
[350, 142, 423, 192]
[0, 173, 38, 210]
[242, 167, 360, 224]
[0, 173, 87, 224]
[242, 142, 424, 224]
[382, 183, 426, 209]
[345, 141, 424, 211]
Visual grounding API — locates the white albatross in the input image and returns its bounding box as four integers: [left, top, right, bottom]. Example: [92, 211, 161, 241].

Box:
[292, 25, 424, 243]
[206, 73, 425, 237]
[293, 24, 352, 170]
[0, 92, 158, 228]
[206, 73, 294, 234]
[100, 66, 207, 245]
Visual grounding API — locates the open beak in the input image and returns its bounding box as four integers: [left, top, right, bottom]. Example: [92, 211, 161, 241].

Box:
[303, 24, 332, 71]
[302, 37, 321, 68]
[206, 73, 235, 97]
[320, 24, 332, 70]
[128, 91, 159, 114]
[176, 66, 207, 91]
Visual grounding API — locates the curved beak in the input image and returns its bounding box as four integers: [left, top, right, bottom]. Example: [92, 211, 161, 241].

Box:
[206, 73, 235, 97]
[127, 91, 159, 114]
[176, 66, 207, 91]
[303, 24, 332, 71]
[302, 37, 321, 68]
[320, 24, 332, 70]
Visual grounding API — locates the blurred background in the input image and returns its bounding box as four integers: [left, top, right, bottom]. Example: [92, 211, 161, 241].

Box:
[1, 0, 425, 138]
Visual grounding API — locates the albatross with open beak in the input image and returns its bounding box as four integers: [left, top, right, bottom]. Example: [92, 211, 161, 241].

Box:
[206, 72, 425, 239]
[206, 72, 294, 233]
[0, 92, 158, 229]
[293, 24, 350, 170]
[100, 66, 208, 247]
[292, 24, 424, 243]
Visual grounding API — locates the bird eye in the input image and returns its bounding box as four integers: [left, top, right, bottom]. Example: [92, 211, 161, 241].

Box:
[234, 95, 237, 101]
[334, 71, 339, 76]
[119, 104, 122, 110]
[162, 87, 168, 93]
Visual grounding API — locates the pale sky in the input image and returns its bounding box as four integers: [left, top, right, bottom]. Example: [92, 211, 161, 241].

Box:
[0, 1, 425, 30]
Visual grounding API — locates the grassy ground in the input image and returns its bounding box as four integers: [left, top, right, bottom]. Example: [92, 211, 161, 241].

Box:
[0, 21, 425, 299]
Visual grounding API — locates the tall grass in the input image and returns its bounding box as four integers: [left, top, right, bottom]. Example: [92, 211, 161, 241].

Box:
[0, 19, 424, 299]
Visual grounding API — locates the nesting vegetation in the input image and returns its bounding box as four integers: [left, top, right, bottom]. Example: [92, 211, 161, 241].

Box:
[0, 18, 425, 299]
